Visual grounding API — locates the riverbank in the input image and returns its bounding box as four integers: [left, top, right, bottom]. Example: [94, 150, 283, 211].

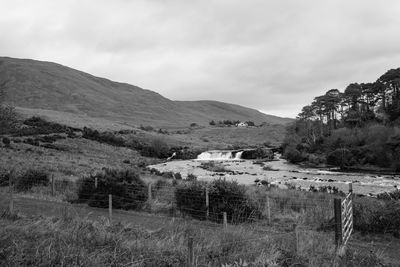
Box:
[148, 156, 400, 196]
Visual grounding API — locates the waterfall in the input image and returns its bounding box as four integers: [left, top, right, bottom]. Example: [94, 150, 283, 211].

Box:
[196, 150, 243, 161]
[234, 151, 243, 160]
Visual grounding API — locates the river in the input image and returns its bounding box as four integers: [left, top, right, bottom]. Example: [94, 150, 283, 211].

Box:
[148, 151, 400, 196]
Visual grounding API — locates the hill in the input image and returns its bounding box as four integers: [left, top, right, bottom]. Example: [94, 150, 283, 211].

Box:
[0, 57, 292, 128]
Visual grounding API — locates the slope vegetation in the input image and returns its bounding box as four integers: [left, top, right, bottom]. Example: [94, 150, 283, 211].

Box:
[0, 57, 292, 128]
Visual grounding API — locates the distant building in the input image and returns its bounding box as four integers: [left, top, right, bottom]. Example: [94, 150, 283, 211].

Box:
[236, 122, 248, 127]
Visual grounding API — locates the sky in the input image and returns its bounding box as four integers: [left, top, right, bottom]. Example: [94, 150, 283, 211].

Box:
[1, 0, 400, 118]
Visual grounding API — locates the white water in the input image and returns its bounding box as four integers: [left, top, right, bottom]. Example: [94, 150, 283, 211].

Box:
[149, 150, 400, 196]
[197, 150, 243, 161]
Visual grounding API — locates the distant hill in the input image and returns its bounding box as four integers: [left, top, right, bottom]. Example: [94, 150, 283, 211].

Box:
[0, 57, 293, 128]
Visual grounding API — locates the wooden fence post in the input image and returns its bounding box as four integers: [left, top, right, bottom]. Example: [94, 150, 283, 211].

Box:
[109, 194, 112, 224]
[223, 212, 227, 229]
[334, 198, 342, 248]
[267, 196, 271, 225]
[295, 225, 300, 255]
[9, 172, 14, 214]
[95, 177, 98, 188]
[187, 236, 194, 267]
[51, 174, 55, 196]
[205, 187, 209, 220]
[148, 183, 152, 201]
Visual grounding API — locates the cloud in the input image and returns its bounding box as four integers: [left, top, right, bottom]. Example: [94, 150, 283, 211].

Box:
[1, 0, 400, 118]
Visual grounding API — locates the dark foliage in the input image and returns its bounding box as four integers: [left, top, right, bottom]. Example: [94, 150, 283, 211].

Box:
[2, 137, 10, 146]
[353, 197, 400, 236]
[175, 179, 261, 223]
[76, 169, 147, 210]
[283, 67, 400, 171]
[14, 169, 49, 191]
[82, 127, 125, 147]
[13, 116, 78, 136]
[139, 138, 170, 158]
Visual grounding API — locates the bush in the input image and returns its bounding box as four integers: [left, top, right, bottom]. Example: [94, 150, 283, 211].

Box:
[174, 172, 182, 180]
[76, 169, 147, 210]
[140, 138, 170, 158]
[2, 137, 10, 146]
[326, 148, 354, 167]
[82, 127, 125, 147]
[175, 179, 261, 223]
[162, 171, 174, 179]
[283, 147, 304, 163]
[0, 169, 10, 187]
[186, 173, 197, 181]
[14, 169, 49, 191]
[353, 197, 400, 235]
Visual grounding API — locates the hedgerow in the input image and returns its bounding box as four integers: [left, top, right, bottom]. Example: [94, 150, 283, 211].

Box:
[76, 169, 147, 210]
[175, 179, 261, 223]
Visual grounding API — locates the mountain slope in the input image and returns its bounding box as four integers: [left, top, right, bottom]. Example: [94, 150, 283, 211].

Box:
[0, 57, 292, 128]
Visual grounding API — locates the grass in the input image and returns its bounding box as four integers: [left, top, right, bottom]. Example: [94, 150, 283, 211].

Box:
[0, 204, 390, 267]
[0, 137, 152, 180]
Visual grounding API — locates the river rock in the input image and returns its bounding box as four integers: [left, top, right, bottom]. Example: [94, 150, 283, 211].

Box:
[241, 148, 274, 160]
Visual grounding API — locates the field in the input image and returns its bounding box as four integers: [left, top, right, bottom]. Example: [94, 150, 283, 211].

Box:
[1, 118, 400, 266]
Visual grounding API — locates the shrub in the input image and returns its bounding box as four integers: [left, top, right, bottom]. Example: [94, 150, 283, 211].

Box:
[162, 171, 174, 179]
[283, 147, 304, 163]
[174, 172, 182, 180]
[353, 197, 400, 235]
[14, 169, 49, 191]
[82, 127, 125, 147]
[175, 179, 261, 223]
[0, 169, 10, 187]
[140, 138, 170, 158]
[186, 173, 197, 181]
[326, 148, 354, 167]
[76, 169, 147, 210]
[2, 137, 10, 146]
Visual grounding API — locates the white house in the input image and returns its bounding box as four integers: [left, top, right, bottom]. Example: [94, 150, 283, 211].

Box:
[236, 122, 248, 127]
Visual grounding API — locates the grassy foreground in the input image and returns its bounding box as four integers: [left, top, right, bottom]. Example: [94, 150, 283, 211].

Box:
[0, 208, 388, 267]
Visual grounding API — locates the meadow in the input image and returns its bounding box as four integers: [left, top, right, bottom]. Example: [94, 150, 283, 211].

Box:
[0, 117, 399, 266]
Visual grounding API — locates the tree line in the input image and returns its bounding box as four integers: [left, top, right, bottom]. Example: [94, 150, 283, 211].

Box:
[283, 67, 400, 171]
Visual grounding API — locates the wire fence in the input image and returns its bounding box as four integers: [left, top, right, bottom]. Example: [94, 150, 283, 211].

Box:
[0, 172, 352, 265]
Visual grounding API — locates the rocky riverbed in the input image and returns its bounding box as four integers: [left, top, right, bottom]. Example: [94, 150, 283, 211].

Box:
[148, 154, 400, 196]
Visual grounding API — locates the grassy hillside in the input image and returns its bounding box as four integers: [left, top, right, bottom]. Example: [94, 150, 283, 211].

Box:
[0, 57, 292, 128]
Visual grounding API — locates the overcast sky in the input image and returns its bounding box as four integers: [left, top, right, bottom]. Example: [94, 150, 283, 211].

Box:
[2, 0, 400, 118]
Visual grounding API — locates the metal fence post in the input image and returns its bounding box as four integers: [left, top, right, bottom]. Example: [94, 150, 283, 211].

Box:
[334, 198, 342, 248]
[109, 194, 112, 224]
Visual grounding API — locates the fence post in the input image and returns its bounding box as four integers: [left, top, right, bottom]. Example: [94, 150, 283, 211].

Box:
[205, 187, 209, 220]
[187, 236, 194, 267]
[148, 183, 152, 201]
[334, 198, 342, 248]
[51, 174, 55, 196]
[95, 177, 98, 188]
[267, 196, 271, 225]
[348, 182, 353, 194]
[295, 225, 300, 255]
[9, 172, 14, 214]
[109, 194, 112, 224]
[223, 212, 227, 229]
